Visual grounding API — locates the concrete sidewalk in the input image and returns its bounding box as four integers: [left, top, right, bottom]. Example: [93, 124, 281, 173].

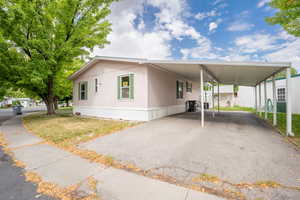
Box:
[0, 116, 223, 200]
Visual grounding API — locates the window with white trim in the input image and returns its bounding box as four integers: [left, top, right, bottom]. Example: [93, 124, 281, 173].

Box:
[78, 81, 88, 100]
[277, 88, 285, 102]
[121, 76, 129, 98]
[186, 81, 192, 92]
[118, 74, 134, 99]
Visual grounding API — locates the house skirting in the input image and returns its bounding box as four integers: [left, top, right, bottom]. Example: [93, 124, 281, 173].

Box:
[73, 104, 186, 121]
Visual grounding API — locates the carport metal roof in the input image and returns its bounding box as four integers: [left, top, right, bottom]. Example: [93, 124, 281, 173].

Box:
[146, 60, 290, 86]
[69, 56, 290, 86]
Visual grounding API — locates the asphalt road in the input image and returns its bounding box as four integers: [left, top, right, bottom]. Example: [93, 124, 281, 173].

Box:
[0, 108, 55, 200]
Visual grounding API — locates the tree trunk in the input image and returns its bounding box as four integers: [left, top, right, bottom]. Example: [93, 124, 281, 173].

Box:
[54, 97, 58, 110]
[66, 98, 69, 107]
[44, 77, 56, 115]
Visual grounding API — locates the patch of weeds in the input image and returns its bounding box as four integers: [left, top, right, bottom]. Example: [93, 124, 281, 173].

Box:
[192, 173, 221, 183]
[25, 169, 101, 200]
[87, 177, 98, 192]
[222, 188, 246, 200]
[23, 112, 139, 146]
[254, 180, 281, 188]
[0, 133, 9, 148]
[103, 155, 114, 166]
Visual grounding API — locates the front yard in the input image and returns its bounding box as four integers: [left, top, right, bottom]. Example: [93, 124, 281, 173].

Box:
[213, 106, 255, 112]
[23, 109, 138, 147]
[261, 112, 300, 146]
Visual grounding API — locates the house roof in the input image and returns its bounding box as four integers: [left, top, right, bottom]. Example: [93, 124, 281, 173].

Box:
[69, 56, 291, 86]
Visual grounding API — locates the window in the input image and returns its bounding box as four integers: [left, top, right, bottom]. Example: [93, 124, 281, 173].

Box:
[277, 88, 285, 102]
[78, 81, 88, 100]
[118, 74, 134, 99]
[176, 80, 184, 99]
[95, 78, 98, 92]
[186, 81, 192, 92]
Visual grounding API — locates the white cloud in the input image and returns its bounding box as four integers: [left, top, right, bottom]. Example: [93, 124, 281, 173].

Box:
[195, 10, 218, 20]
[93, 0, 219, 61]
[137, 19, 145, 30]
[209, 22, 218, 32]
[257, 0, 270, 8]
[234, 33, 280, 53]
[227, 21, 254, 31]
[265, 38, 300, 70]
[212, 0, 224, 6]
[233, 31, 300, 70]
[180, 47, 218, 60]
[93, 0, 172, 59]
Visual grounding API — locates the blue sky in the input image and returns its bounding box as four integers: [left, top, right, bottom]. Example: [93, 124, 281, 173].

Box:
[95, 0, 300, 72]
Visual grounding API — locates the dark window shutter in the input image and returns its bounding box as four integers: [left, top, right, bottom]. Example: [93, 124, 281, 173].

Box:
[117, 76, 121, 99]
[176, 80, 179, 99]
[85, 82, 88, 100]
[78, 83, 81, 100]
[129, 74, 134, 99]
[186, 81, 188, 91]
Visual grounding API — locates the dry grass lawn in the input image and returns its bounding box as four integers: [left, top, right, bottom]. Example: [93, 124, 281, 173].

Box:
[23, 110, 139, 146]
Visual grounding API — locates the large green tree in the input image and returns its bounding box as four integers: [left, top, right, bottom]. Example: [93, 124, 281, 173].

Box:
[266, 0, 300, 37]
[0, 0, 114, 114]
[54, 58, 84, 107]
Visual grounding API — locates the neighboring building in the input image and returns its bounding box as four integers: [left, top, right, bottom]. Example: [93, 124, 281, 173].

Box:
[69, 57, 200, 121]
[212, 85, 236, 107]
[0, 97, 35, 108]
[235, 74, 300, 114]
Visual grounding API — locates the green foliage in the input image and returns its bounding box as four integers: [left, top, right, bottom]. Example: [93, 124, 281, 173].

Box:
[54, 58, 84, 101]
[0, 87, 6, 101]
[264, 112, 300, 137]
[275, 67, 298, 78]
[266, 0, 300, 37]
[12, 100, 21, 106]
[233, 85, 239, 93]
[214, 106, 255, 112]
[6, 88, 27, 98]
[0, 0, 115, 114]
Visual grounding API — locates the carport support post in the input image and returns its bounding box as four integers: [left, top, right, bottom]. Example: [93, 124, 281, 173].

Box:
[259, 83, 262, 116]
[212, 82, 215, 118]
[286, 68, 293, 136]
[200, 67, 204, 127]
[254, 86, 257, 113]
[217, 83, 220, 112]
[264, 80, 267, 120]
[272, 76, 277, 126]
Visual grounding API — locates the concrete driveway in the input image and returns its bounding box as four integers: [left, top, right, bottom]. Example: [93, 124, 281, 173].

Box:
[81, 111, 300, 199]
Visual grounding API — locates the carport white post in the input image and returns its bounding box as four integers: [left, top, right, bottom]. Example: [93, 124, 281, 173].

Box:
[212, 82, 215, 118]
[200, 67, 204, 127]
[272, 76, 277, 126]
[264, 80, 268, 119]
[217, 83, 220, 112]
[259, 83, 262, 116]
[286, 67, 293, 136]
[254, 86, 257, 113]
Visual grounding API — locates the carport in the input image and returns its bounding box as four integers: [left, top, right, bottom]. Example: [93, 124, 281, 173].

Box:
[145, 60, 293, 136]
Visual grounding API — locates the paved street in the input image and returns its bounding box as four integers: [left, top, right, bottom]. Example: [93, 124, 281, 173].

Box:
[0, 108, 54, 200]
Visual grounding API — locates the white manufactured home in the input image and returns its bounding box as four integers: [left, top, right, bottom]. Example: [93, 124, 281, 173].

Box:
[69, 56, 294, 136]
